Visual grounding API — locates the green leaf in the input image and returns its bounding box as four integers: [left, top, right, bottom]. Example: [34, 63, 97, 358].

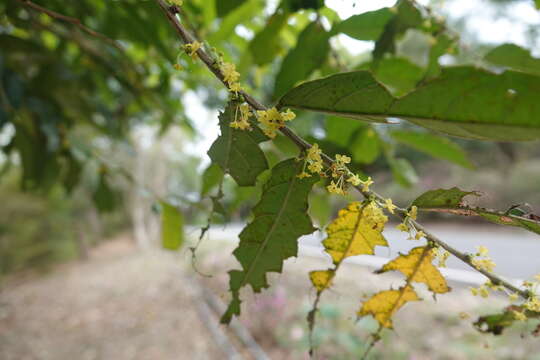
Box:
[412, 187, 479, 209]
[334, 8, 394, 40]
[284, 0, 324, 11]
[426, 33, 455, 78]
[201, 163, 224, 197]
[249, 10, 290, 66]
[208, 1, 260, 44]
[536, 0, 540, 9]
[390, 130, 474, 169]
[216, 0, 246, 18]
[391, 67, 540, 141]
[325, 116, 365, 147]
[278, 71, 394, 122]
[208, 101, 268, 186]
[484, 43, 540, 76]
[373, 0, 423, 62]
[279, 67, 540, 141]
[412, 187, 540, 235]
[374, 57, 424, 96]
[388, 157, 417, 188]
[351, 127, 380, 164]
[221, 159, 319, 323]
[160, 201, 184, 250]
[273, 22, 330, 99]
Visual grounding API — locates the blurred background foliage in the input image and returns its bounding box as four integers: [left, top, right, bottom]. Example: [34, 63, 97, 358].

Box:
[1, 0, 539, 275]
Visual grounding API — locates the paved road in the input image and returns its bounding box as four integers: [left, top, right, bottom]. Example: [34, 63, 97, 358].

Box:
[205, 222, 540, 281]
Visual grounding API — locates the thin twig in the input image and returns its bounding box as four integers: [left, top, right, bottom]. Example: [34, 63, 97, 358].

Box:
[17, 0, 124, 53]
[153, 0, 531, 300]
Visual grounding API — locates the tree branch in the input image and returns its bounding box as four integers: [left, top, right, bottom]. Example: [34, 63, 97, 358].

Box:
[17, 0, 124, 53]
[154, 0, 530, 300]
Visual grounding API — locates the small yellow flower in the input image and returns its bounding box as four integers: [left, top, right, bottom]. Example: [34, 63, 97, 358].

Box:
[479, 286, 490, 298]
[415, 230, 426, 240]
[509, 293, 519, 302]
[361, 177, 373, 192]
[308, 161, 323, 174]
[256, 107, 296, 138]
[437, 249, 450, 268]
[477, 245, 489, 257]
[335, 154, 351, 165]
[230, 103, 251, 130]
[173, 63, 183, 71]
[280, 109, 296, 121]
[408, 205, 418, 221]
[220, 62, 240, 84]
[471, 258, 496, 272]
[307, 144, 322, 161]
[346, 173, 362, 186]
[384, 198, 397, 214]
[297, 171, 311, 179]
[470, 287, 478, 296]
[525, 296, 540, 312]
[396, 223, 409, 232]
[513, 311, 527, 322]
[327, 181, 344, 195]
[228, 82, 242, 92]
[184, 41, 202, 60]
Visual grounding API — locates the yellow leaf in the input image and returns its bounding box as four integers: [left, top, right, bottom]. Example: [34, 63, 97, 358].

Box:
[323, 202, 388, 264]
[309, 270, 334, 292]
[358, 286, 420, 328]
[380, 246, 450, 294]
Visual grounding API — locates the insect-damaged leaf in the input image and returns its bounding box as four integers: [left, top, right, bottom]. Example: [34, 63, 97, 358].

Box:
[278, 67, 540, 141]
[378, 246, 450, 294]
[412, 187, 540, 236]
[208, 101, 268, 186]
[309, 269, 334, 292]
[358, 285, 420, 328]
[221, 158, 319, 324]
[321, 202, 388, 264]
[474, 306, 540, 335]
[307, 201, 389, 347]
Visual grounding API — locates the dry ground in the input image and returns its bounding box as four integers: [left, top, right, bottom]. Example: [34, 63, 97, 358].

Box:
[1, 232, 540, 360]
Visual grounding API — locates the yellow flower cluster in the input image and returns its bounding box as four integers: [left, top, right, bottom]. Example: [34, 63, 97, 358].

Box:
[432, 247, 450, 268]
[525, 296, 540, 312]
[471, 245, 496, 272]
[219, 62, 242, 93]
[297, 144, 324, 179]
[183, 41, 201, 60]
[470, 281, 502, 298]
[396, 206, 425, 240]
[256, 107, 295, 138]
[513, 310, 527, 321]
[324, 153, 372, 195]
[230, 103, 252, 130]
[363, 201, 388, 231]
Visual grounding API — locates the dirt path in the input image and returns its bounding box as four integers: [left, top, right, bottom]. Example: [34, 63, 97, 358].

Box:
[0, 236, 223, 360]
